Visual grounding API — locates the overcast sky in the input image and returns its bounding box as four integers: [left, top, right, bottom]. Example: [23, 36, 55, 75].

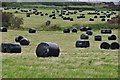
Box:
[67, 0, 119, 2]
[1, 0, 119, 2]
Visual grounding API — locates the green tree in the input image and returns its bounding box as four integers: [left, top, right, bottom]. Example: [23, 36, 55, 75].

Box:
[1, 11, 23, 29]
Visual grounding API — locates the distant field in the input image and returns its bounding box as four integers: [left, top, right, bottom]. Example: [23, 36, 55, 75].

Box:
[1, 29, 118, 78]
[1, 5, 119, 78]
[2, 8, 118, 30]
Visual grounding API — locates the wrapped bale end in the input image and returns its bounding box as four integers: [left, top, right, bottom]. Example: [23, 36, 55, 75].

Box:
[36, 42, 60, 57]
[75, 40, 90, 48]
[86, 30, 93, 35]
[20, 38, 30, 45]
[108, 35, 117, 40]
[100, 42, 110, 49]
[63, 28, 70, 33]
[0, 27, 7, 32]
[1, 43, 10, 53]
[101, 29, 112, 34]
[94, 35, 102, 41]
[72, 27, 77, 33]
[29, 28, 36, 33]
[1, 43, 21, 53]
[80, 34, 89, 39]
[110, 42, 119, 49]
[15, 36, 24, 42]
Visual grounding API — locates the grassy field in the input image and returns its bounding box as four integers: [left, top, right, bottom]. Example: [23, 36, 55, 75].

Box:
[3, 8, 118, 30]
[1, 29, 118, 78]
[1, 5, 119, 78]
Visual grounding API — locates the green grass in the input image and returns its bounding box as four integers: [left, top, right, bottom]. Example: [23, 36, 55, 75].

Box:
[3, 8, 119, 30]
[1, 6, 119, 78]
[1, 29, 119, 78]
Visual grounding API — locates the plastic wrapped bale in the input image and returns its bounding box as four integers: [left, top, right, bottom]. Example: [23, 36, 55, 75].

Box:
[100, 42, 110, 49]
[29, 28, 36, 33]
[70, 18, 73, 21]
[45, 13, 48, 15]
[100, 16, 106, 18]
[75, 40, 90, 48]
[94, 35, 102, 41]
[26, 13, 30, 17]
[101, 18, 105, 21]
[0, 27, 7, 32]
[86, 30, 93, 35]
[80, 27, 87, 31]
[108, 35, 117, 40]
[110, 42, 119, 49]
[101, 29, 106, 34]
[86, 26, 91, 30]
[15, 36, 24, 42]
[40, 13, 44, 16]
[1, 43, 21, 53]
[1, 43, 10, 52]
[101, 29, 112, 34]
[34, 12, 39, 15]
[80, 34, 89, 39]
[94, 16, 97, 18]
[45, 20, 51, 26]
[36, 42, 60, 57]
[72, 27, 77, 33]
[107, 19, 110, 22]
[89, 18, 94, 21]
[20, 38, 30, 45]
[106, 29, 112, 34]
[63, 28, 70, 33]
[52, 16, 56, 19]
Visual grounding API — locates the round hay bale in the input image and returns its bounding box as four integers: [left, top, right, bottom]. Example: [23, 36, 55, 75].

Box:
[26, 13, 30, 17]
[80, 34, 89, 39]
[86, 26, 91, 30]
[36, 42, 60, 57]
[72, 27, 77, 33]
[101, 29, 106, 34]
[34, 12, 39, 15]
[45, 20, 51, 26]
[97, 13, 100, 15]
[1, 43, 10, 53]
[59, 14, 62, 16]
[76, 40, 90, 48]
[101, 18, 106, 21]
[94, 35, 102, 41]
[20, 38, 30, 45]
[108, 35, 117, 40]
[100, 16, 106, 18]
[14, 11, 18, 13]
[94, 16, 97, 18]
[110, 42, 119, 49]
[0, 27, 7, 32]
[100, 42, 110, 49]
[1, 43, 21, 53]
[45, 13, 48, 15]
[15, 36, 24, 42]
[89, 18, 94, 21]
[29, 28, 36, 33]
[63, 28, 70, 33]
[101, 29, 112, 34]
[40, 13, 44, 16]
[107, 19, 110, 22]
[106, 29, 112, 34]
[86, 30, 93, 35]
[66, 13, 69, 15]
[52, 16, 56, 19]
[80, 27, 87, 31]
[70, 18, 73, 21]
